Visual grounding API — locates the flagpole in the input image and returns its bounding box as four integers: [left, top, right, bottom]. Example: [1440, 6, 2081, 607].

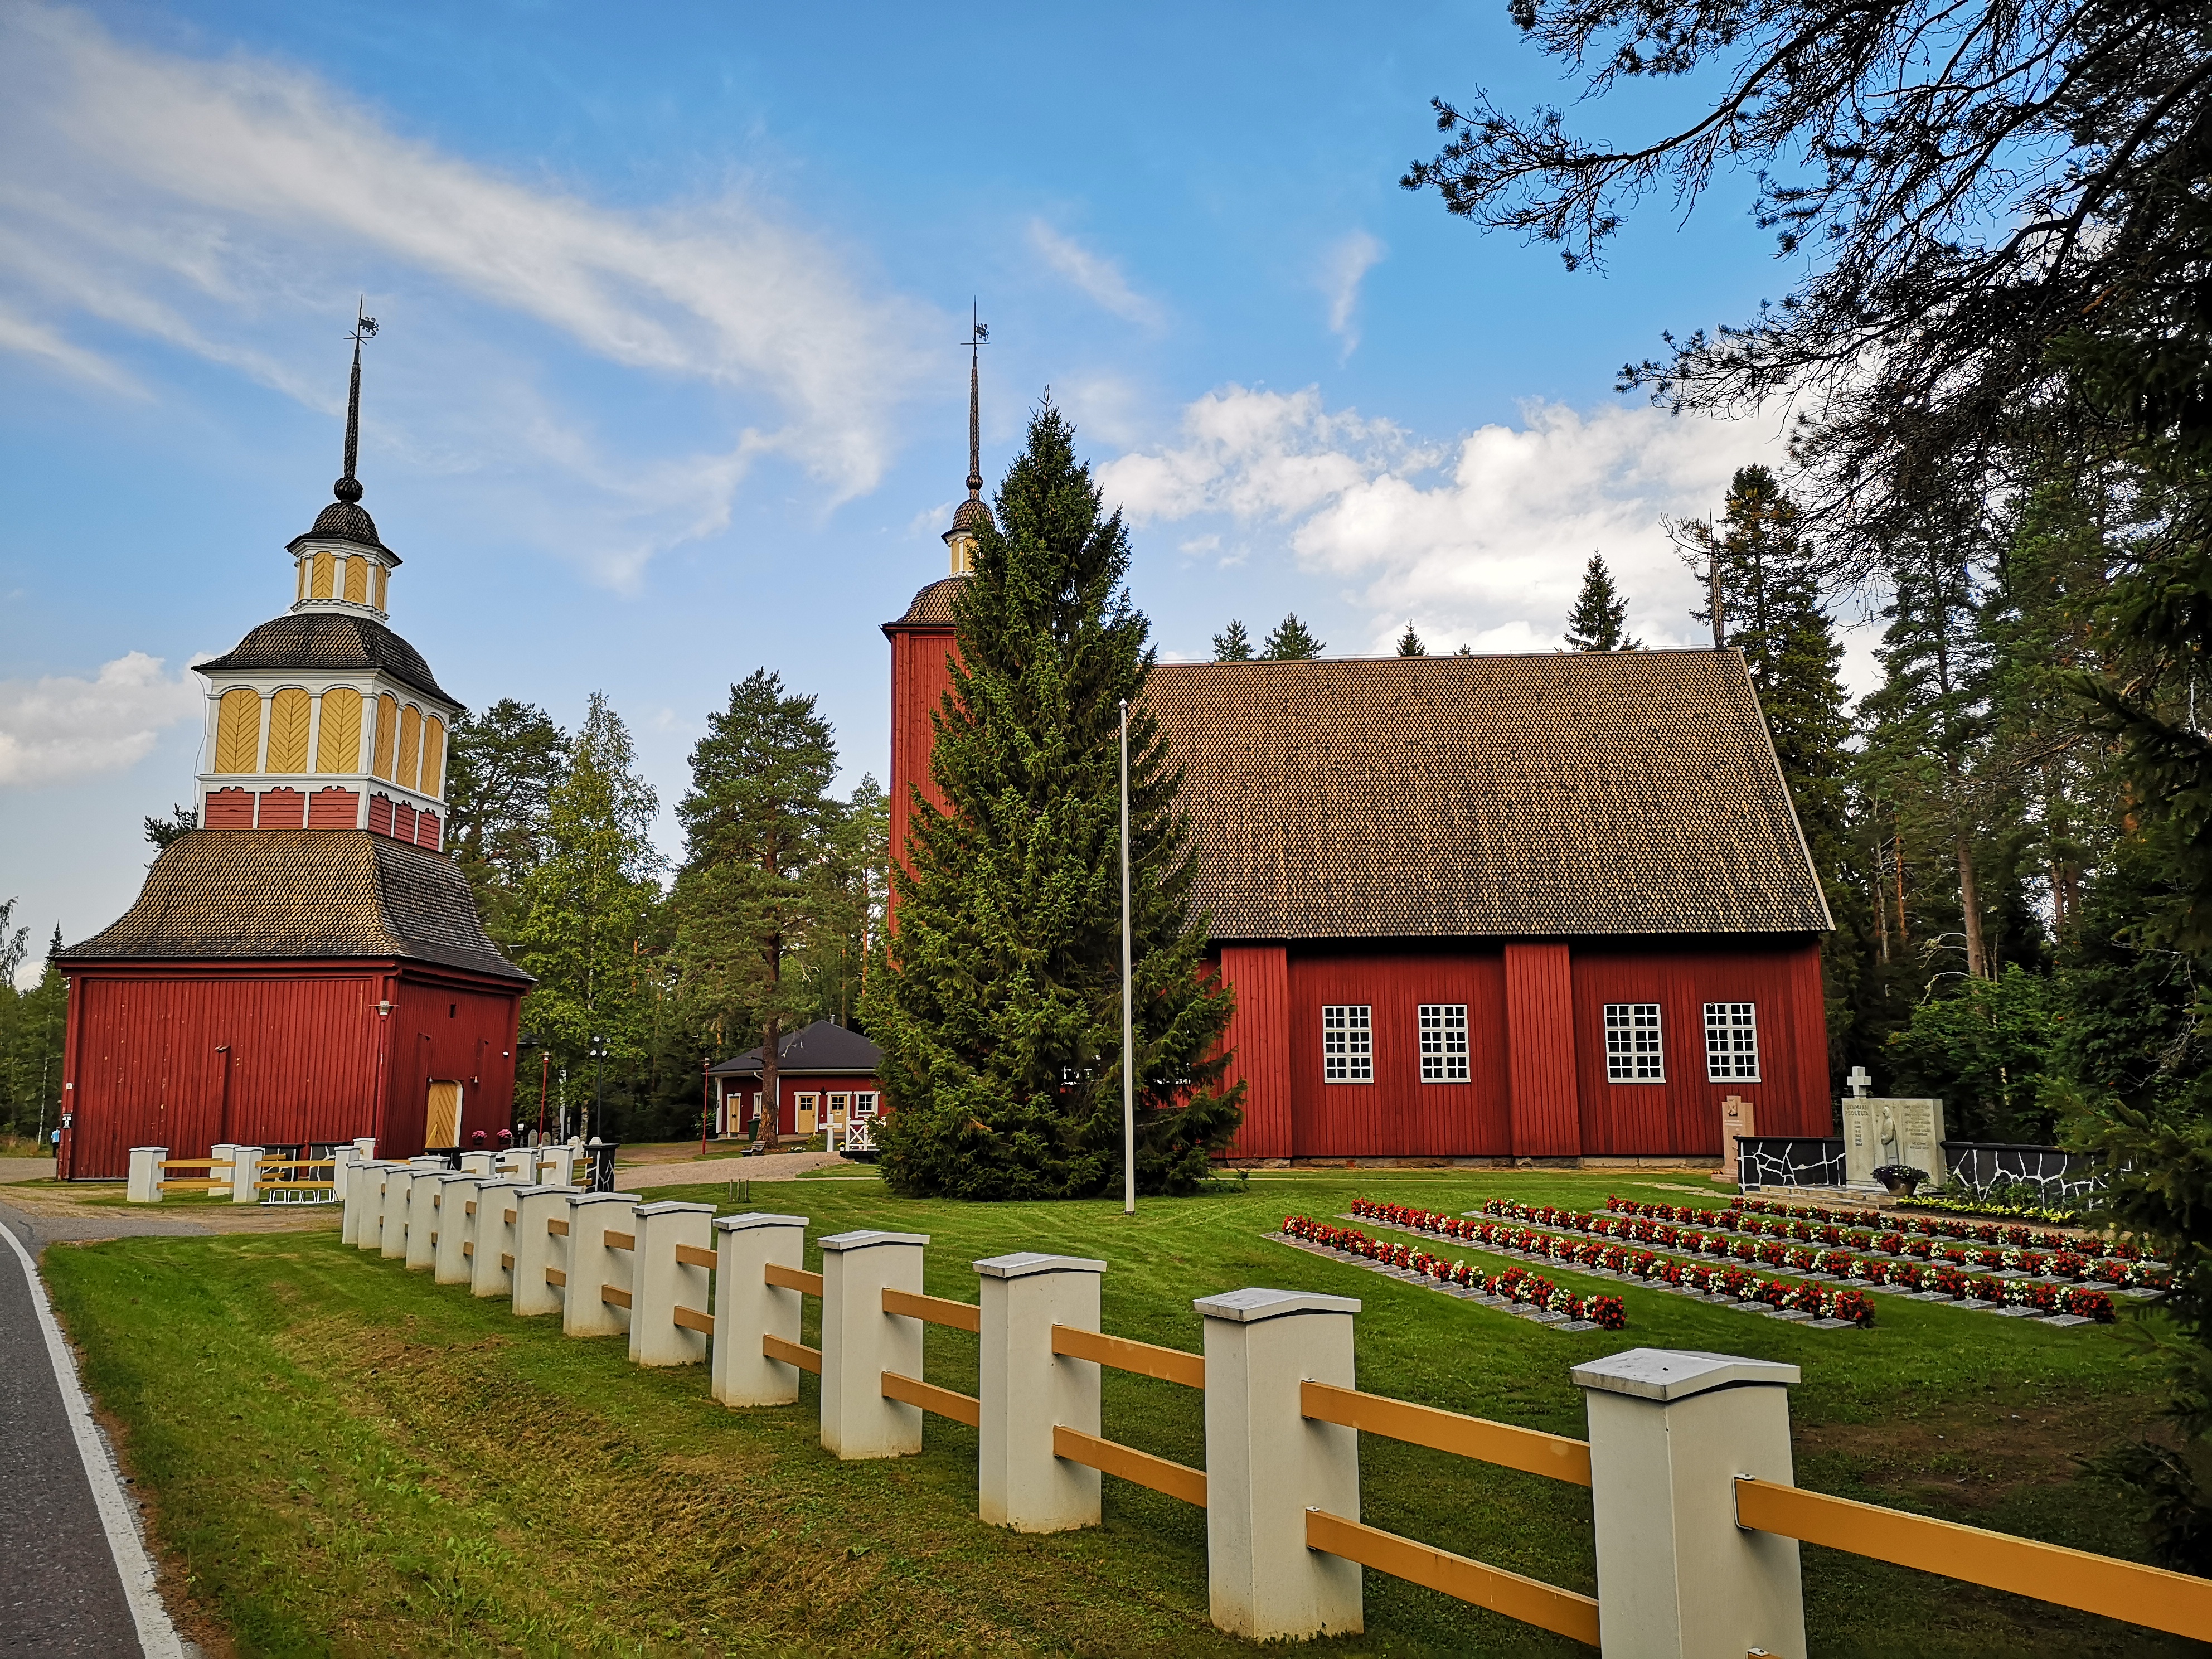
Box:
[1120, 698, 1135, 1217]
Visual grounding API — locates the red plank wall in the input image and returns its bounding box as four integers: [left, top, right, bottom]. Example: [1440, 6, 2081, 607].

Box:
[1218, 945, 1291, 1157]
[885, 620, 957, 913]
[1505, 942, 1579, 1157]
[384, 976, 525, 1157]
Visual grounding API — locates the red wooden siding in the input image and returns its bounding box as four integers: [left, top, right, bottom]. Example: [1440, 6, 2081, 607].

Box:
[258, 788, 305, 828]
[1218, 945, 1291, 1157]
[1283, 949, 1510, 1158]
[885, 622, 957, 909]
[394, 802, 418, 843]
[206, 788, 254, 828]
[416, 811, 442, 850]
[308, 787, 359, 828]
[1505, 942, 1579, 1157]
[367, 793, 394, 835]
[728, 1074, 884, 1136]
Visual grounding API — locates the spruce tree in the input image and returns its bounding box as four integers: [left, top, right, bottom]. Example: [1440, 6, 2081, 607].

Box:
[1395, 620, 1427, 656]
[871, 403, 1242, 1199]
[1562, 554, 1639, 650]
[1262, 613, 1325, 659]
[1212, 619, 1255, 661]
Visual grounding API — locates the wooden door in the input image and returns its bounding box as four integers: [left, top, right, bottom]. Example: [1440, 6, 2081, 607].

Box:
[795, 1093, 818, 1134]
[424, 1080, 462, 1148]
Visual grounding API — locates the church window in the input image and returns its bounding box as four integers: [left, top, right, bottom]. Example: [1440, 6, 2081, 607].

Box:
[397, 705, 423, 790]
[372, 693, 399, 779]
[310, 550, 334, 599]
[1322, 1005, 1372, 1083]
[1704, 1003, 1760, 1081]
[316, 687, 362, 773]
[213, 687, 263, 774]
[420, 715, 445, 798]
[343, 555, 368, 604]
[1418, 1005, 1468, 1082]
[265, 688, 311, 773]
[1604, 1004, 1664, 1082]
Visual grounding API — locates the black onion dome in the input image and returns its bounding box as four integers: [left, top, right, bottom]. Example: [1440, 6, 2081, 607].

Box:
[949, 497, 993, 535]
[303, 497, 390, 554]
[197, 613, 457, 707]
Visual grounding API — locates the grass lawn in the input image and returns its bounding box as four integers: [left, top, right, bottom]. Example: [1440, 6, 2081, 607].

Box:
[43, 1168, 2196, 1658]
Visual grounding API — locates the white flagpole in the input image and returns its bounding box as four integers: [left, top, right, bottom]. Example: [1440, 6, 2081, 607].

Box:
[1121, 698, 1135, 1216]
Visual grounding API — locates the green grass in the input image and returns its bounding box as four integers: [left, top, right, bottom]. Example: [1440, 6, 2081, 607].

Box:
[42, 1169, 2197, 1658]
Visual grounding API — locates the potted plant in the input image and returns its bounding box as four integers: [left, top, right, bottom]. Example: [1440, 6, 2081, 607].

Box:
[1873, 1163, 1927, 1199]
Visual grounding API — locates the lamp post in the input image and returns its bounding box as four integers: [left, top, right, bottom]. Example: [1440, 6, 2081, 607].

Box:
[589, 1035, 608, 1143]
[1120, 697, 1135, 1217]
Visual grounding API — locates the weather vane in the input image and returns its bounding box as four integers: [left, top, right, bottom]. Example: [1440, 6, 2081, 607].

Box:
[337, 297, 379, 502]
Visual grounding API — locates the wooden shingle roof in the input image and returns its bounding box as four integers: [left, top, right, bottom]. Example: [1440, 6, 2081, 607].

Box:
[59, 830, 530, 981]
[707, 1020, 883, 1078]
[197, 613, 455, 707]
[1144, 651, 1831, 942]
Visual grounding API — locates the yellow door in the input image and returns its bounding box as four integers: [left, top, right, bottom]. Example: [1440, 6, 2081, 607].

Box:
[425, 1081, 462, 1148]
[796, 1094, 818, 1134]
[829, 1093, 850, 1127]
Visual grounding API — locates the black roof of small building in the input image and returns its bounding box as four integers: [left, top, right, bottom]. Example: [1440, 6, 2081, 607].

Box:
[707, 1020, 883, 1078]
[294, 498, 393, 556]
[196, 613, 455, 707]
[58, 830, 530, 982]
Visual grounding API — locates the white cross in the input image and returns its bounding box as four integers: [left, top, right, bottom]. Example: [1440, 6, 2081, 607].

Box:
[1847, 1066, 1872, 1099]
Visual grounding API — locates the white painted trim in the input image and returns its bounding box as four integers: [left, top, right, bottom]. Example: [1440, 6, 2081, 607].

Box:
[0, 1223, 186, 1658]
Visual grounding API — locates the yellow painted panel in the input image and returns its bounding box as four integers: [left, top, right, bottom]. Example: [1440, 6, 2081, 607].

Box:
[420, 715, 445, 799]
[316, 687, 362, 773]
[425, 1081, 462, 1148]
[372, 563, 388, 610]
[311, 551, 334, 599]
[265, 688, 311, 773]
[343, 556, 368, 604]
[372, 693, 398, 780]
[397, 705, 422, 790]
[295, 559, 308, 601]
[213, 688, 263, 774]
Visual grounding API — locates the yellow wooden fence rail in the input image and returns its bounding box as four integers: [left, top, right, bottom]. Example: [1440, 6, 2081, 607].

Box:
[1050, 1324, 1204, 1389]
[1052, 1425, 1207, 1508]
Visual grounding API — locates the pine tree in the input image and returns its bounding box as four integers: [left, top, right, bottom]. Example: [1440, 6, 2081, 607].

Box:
[512, 693, 665, 1140]
[1395, 620, 1428, 656]
[1262, 613, 1325, 659]
[673, 670, 841, 1146]
[446, 699, 569, 948]
[1212, 619, 1254, 661]
[142, 804, 197, 856]
[1561, 554, 1639, 650]
[870, 402, 1242, 1199]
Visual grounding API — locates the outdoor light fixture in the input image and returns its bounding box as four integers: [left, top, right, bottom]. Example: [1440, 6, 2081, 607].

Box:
[373, 1000, 394, 1017]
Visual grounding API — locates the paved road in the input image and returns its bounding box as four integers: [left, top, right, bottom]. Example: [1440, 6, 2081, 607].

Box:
[0, 1202, 187, 1657]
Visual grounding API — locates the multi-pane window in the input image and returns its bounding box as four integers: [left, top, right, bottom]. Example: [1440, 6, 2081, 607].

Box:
[1322, 1005, 1373, 1083]
[1418, 1005, 1469, 1083]
[1704, 1002, 1760, 1081]
[852, 1092, 880, 1118]
[1604, 1004, 1665, 1082]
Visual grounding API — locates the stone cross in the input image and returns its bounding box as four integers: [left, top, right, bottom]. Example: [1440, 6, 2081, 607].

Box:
[1847, 1066, 1871, 1099]
[1715, 1095, 1755, 1185]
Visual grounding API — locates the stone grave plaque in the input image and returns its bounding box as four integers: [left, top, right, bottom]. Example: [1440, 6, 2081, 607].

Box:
[1716, 1094, 1755, 1184]
[1841, 1096, 1878, 1185]
[1894, 1098, 1947, 1190]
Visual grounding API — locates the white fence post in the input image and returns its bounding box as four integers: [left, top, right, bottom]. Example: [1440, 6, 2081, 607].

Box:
[229, 1146, 264, 1205]
[459, 1151, 497, 1177]
[975, 1252, 1104, 1532]
[711, 1213, 808, 1408]
[562, 1191, 639, 1340]
[630, 1201, 715, 1367]
[819, 1230, 927, 1460]
[1573, 1348, 1806, 1659]
[510, 1185, 571, 1317]
[379, 1167, 418, 1259]
[126, 1147, 166, 1204]
[1197, 1287, 1364, 1642]
[351, 1161, 393, 1249]
[332, 1144, 361, 1202]
[352, 1136, 376, 1160]
[433, 1173, 479, 1286]
[406, 1170, 443, 1270]
[470, 1177, 528, 1299]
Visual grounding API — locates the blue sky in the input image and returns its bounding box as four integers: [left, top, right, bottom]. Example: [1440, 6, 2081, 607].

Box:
[0, 1, 1845, 970]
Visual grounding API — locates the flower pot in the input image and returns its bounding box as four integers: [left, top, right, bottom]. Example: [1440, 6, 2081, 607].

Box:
[1883, 1180, 1915, 1198]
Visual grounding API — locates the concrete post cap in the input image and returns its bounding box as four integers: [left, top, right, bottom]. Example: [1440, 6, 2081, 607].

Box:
[974, 1251, 1107, 1279]
[434, 1171, 480, 1184]
[565, 1190, 643, 1207]
[635, 1200, 716, 1217]
[473, 1176, 530, 1192]
[714, 1212, 809, 1233]
[821, 1229, 931, 1253]
[513, 1183, 573, 1198]
[1571, 1348, 1801, 1403]
[128, 1146, 168, 1154]
[1194, 1287, 1362, 1323]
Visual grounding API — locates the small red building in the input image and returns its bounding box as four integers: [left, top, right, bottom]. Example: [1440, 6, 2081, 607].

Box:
[707, 1021, 884, 1141]
[54, 336, 530, 1177]
[883, 376, 1833, 1165]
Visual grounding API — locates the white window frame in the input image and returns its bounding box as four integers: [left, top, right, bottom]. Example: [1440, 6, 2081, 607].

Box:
[1322, 1005, 1372, 1084]
[1417, 1005, 1469, 1083]
[1604, 1003, 1665, 1083]
[1704, 1002, 1761, 1082]
[852, 1092, 880, 1118]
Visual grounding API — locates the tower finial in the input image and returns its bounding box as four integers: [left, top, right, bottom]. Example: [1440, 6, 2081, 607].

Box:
[336, 298, 378, 505]
[966, 304, 987, 498]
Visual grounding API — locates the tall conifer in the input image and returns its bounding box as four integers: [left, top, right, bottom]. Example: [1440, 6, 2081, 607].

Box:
[1263, 613, 1325, 659]
[871, 404, 1242, 1199]
[1562, 554, 1639, 651]
[1212, 619, 1255, 661]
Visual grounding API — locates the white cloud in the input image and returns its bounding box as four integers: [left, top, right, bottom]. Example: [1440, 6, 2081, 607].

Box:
[0, 653, 201, 787]
[0, 295, 144, 394]
[1320, 231, 1384, 358]
[1027, 220, 1162, 328]
[1101, 385, 1790, 656]
[0, 7, 938, 581]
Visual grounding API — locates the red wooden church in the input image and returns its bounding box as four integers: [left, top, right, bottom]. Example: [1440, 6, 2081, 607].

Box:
[55, 324, 529, 1178]
[885, 367, 1835, 1166]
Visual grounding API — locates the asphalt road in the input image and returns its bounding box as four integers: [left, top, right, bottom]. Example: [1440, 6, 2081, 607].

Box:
[0, 1200, 186, 1657]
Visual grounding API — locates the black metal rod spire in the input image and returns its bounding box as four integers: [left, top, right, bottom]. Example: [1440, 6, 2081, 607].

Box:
[337, 299, 378, 503]
[966, 303, 986, 498]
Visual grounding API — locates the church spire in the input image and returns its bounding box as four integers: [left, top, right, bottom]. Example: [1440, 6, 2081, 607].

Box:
[335, 299, 377, 506]
[944, 308, 993, 575]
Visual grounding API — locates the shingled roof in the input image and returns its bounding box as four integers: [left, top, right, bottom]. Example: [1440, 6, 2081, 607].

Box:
[1144, 651, 1831, 942]
[59, 831, 530, 982]
[707, 1020, 882, 1078]
[196, 613, 455, 707]
[886, 575, 968, 628]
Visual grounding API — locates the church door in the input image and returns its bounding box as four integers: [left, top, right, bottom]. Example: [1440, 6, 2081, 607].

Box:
[424, 1080, 462, 1149]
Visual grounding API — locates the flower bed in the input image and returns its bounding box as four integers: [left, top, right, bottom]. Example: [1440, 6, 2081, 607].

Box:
[1629, 1192, 2153, 1265]
[1489, 1195, 2162, 1289]
[1280, 1216, 1628, 1330]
